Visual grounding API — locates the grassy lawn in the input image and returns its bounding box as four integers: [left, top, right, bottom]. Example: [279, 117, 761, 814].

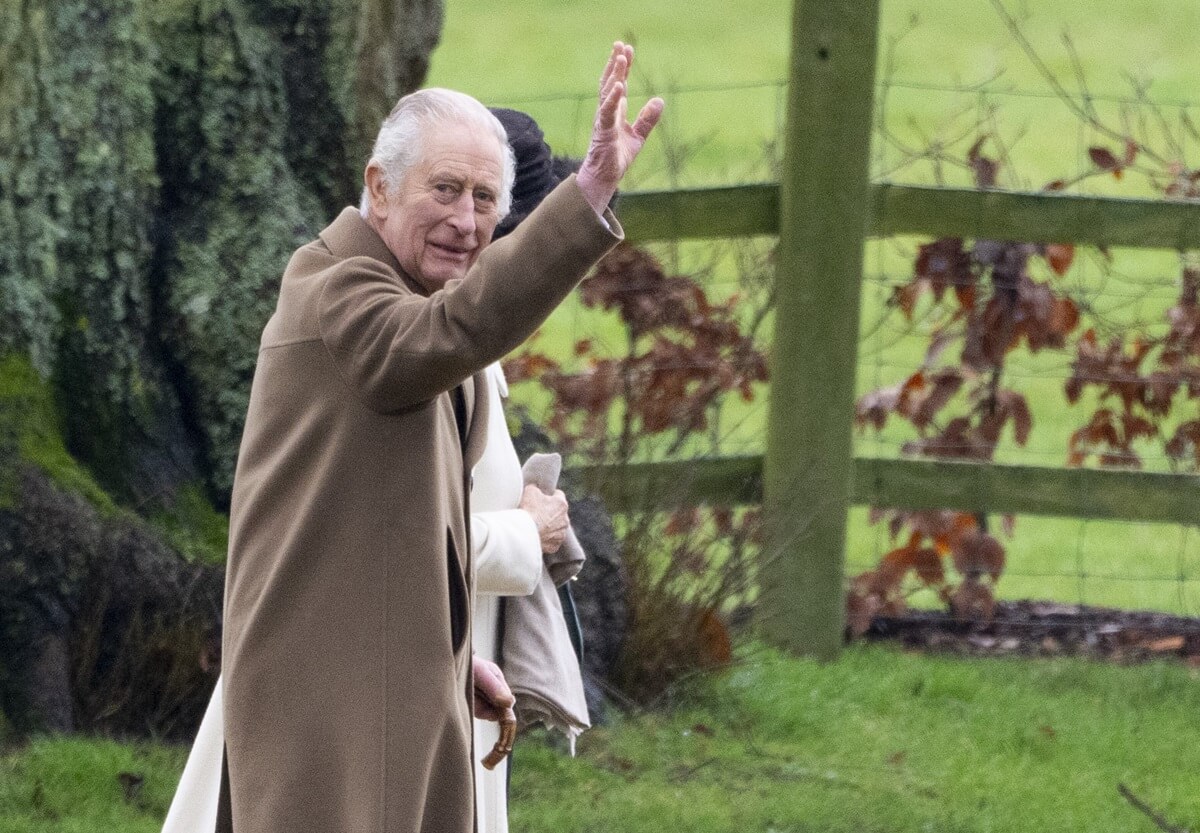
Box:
[0, 737, 185, 833]
[6, 644, 1199, 832]
[510, 644, 1200, 832]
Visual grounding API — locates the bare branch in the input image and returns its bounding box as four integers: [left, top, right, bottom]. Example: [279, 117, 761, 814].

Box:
[988, 0, 1168, 165]
[1117, 783, 1192, 833]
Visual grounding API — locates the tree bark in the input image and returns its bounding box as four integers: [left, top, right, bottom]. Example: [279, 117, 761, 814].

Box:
[351, 0, 445, 166]
[0, 0, 445, 738]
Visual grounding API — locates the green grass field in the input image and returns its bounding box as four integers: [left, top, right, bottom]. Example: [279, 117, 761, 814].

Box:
[429, 0, 1200, 189]
[509, 644, 1200, 833]
[430, 0, 1200, 616]
[6, 644, 1199, 832]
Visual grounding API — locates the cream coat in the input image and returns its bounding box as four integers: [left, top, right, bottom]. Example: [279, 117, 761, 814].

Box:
[470, 364, 543, 833]
[218, 177, 619, 833]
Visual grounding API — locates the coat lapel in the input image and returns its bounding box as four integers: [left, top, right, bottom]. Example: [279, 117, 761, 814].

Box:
[463, 370, 489, 470]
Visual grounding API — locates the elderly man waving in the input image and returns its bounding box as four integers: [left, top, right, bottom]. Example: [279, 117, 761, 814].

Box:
[215, 43, 661, 833]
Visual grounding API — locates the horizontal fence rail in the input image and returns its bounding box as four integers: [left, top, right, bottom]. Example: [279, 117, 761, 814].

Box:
[603, 182, 1200, 554]
[618, 183, 1200, 249]
[576, 456, 1200, 526]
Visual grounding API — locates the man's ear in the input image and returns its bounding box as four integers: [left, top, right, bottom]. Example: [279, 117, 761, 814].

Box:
[364, 163, 390, 219]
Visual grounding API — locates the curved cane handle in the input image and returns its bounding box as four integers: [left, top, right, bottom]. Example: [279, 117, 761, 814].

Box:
[481, 706, 518, 770]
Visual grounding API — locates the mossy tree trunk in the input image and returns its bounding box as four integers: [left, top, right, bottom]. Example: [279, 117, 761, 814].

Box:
[350, 0, 445, 167]
[0, 0, 443, 735]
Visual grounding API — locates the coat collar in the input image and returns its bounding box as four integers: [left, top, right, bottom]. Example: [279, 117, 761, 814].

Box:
[319, 207, 428, 297]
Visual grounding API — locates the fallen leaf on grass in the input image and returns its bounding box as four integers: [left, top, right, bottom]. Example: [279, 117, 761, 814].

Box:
[117, 772, 144, 803]
[1146, 636, 1186, 653]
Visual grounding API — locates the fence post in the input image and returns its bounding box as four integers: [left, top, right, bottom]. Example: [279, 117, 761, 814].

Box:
[759, 0, 881, 657]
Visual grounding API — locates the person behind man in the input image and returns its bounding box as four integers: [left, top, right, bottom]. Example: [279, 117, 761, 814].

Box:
[468, 106, 584, 833]
[217, 43, 662, 833]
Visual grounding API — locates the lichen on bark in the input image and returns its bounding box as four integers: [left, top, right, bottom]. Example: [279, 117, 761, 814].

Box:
[0, 0, 446, 737]
[150, 0, 320, 500]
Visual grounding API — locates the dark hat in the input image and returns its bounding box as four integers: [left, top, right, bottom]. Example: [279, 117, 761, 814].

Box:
[489, 107, 561, 238]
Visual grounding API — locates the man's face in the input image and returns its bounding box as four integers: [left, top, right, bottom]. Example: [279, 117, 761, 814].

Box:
[371, 121, 505, 293]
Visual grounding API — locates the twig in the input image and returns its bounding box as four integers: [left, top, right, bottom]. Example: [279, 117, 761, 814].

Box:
[668, 756, 719, 782]
[1117, 783, 1192, 833]
[988, 0, 1168, 166]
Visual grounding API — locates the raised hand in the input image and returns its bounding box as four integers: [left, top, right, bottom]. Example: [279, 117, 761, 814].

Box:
[576, 41, 665, 215]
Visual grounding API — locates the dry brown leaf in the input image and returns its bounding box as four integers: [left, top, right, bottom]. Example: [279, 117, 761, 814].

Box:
[1146, 636, 1186, 653]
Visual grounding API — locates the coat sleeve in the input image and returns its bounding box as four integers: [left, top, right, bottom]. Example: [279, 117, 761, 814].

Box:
[317, 176, 622, 413]
[470, 510, 542, 597]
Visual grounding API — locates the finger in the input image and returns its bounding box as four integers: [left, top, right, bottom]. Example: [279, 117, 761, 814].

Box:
[474, 673, 503, 701]
[601, 48, 626, 93]
[598, 42, 622, 96]
[600, 54, 627, 105]
[484, 684, 515, 710]
[631, 97, 665, 140]
[613, 44, 632, 86]
[473, 686, 499, 718]
[598, 80, 623, 124]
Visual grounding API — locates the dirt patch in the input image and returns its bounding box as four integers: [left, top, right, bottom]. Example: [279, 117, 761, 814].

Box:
[863, 600, 1200, 665]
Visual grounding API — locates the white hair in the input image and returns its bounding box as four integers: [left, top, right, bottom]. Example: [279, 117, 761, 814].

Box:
[359, 88, 516, 220]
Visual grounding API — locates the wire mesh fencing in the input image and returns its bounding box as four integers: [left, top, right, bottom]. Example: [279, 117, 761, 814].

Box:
[497, 73, 1200, 637]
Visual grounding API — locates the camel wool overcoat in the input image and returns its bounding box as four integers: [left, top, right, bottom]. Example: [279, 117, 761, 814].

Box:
[219, 176, 621, 833]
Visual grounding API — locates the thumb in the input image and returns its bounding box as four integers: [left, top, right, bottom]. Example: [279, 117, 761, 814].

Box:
[631, 97, 665, 140]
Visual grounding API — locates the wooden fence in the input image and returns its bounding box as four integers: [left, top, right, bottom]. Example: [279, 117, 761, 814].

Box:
[592, 5, 1200, 658]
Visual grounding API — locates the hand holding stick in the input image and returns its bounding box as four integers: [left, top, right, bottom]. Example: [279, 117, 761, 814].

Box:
[473, 656, 518, 769]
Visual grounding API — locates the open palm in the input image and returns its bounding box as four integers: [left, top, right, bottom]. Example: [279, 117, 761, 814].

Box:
[576, 42, 665, 214]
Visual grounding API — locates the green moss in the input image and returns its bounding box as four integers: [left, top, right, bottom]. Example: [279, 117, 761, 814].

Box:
[3, 0, 389, 506]
[0, 355, 113, 513]
[149, 0, 322, 500]
[1, 0, 167, 502]
[149, 483, 229, 566]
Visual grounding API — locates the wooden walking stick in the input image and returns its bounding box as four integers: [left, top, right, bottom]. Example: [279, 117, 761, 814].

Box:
[481, 706, 517, 770]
